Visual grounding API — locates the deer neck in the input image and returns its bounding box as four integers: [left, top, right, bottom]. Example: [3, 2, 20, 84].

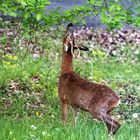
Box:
[61, 49, 73, 74]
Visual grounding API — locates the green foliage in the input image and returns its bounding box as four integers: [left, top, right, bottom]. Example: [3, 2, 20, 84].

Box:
[0, 0, 50, 23]
[101, 5, 124, 30]
[1, 0, 140, 30]
[0, 0, 52, 45]
[63, 5, 92, 24]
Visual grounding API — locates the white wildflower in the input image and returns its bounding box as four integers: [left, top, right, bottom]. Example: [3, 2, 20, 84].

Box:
[132, 113, 138, 119]
[9, 131, 12, 135]
[31, 125, 37, 130]
[42, 131, 46, 135]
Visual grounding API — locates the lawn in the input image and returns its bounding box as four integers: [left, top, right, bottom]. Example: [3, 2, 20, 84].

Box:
[0, 111, 139, 140]
[0, 51, 140, 139]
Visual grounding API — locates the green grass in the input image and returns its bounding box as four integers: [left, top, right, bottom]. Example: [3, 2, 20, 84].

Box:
[0, 45, 140, 140]
[0, 114, 140, 140]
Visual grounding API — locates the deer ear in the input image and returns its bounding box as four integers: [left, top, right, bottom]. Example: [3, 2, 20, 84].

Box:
[64, 44, 69, 52]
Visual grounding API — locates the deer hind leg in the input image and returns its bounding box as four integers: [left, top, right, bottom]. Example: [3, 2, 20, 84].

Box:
[91, 106, 120, 135]
[71, 106, 77, 127]
[101, 114, 120, 135]
[62, 102, 68, 123]
[97, 107, 120, 135]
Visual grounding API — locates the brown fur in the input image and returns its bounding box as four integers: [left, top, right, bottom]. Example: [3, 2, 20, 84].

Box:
[58, 23, 121, 135]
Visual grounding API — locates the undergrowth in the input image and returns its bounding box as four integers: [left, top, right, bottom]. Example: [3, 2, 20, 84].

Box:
[0, 29, 140, 140]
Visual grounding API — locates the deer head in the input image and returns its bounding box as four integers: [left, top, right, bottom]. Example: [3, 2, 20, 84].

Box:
[63, 23, 89, 53]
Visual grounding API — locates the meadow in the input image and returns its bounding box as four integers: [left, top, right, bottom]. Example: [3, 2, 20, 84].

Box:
[0, 25, 140, 140]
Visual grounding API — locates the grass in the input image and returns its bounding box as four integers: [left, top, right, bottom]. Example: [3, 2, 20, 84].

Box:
[0, 41, 140, 139]
[0, 113, 140, 140]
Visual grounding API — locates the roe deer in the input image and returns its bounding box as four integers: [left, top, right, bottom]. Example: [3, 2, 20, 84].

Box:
[58, 23, 121, 135]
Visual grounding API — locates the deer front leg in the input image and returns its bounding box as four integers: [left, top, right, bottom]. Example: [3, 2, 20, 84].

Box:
[62, 102, 68, 123]
[71, 106, 77, 127]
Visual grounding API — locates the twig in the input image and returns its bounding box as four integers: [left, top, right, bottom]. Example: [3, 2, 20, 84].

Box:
[104, 0, 109, 14]
[10, 22, 22, 44]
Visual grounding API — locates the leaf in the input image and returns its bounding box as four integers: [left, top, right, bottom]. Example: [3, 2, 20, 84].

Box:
[36, 13, 42, 21]
[24, 13, 30, 19]
[21, 1, 27, 6]
[81, 19, 86, 25]
[116, 4, 121, 11]
[109, 5, 115, 12]
[135, 6, 140, 13]
[9, 11, 17, 17]
[88, 0, 95, 5]
[100, 13, 108, 23]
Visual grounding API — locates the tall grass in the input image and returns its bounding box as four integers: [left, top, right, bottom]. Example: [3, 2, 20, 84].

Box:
[0, 114, 139, 140]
